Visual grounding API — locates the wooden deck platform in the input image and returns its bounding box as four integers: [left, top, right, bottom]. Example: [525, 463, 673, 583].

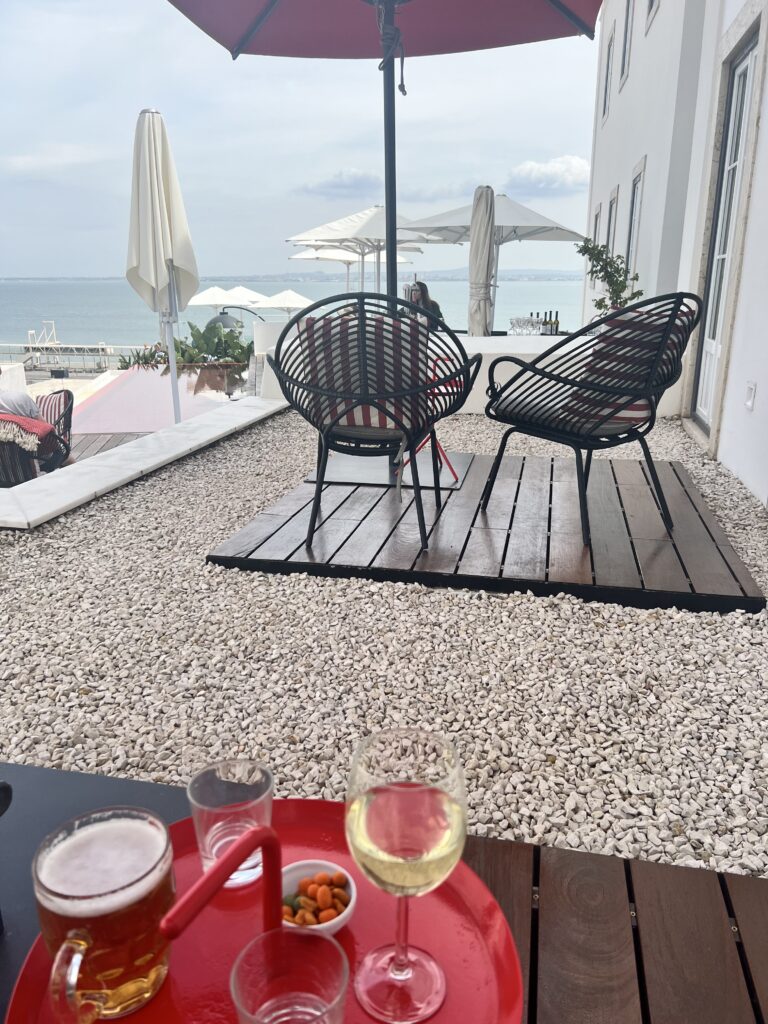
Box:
[208, 454, 765, 613]
[70, 433, 148, 461]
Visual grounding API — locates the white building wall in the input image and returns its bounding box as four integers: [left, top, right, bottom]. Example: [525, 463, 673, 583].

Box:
[675, 0, 768, 505]
[587, 0, 768, 505]
[582, 0, 697, 322]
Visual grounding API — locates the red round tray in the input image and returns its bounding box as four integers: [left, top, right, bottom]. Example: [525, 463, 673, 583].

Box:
[6, 799, 523, 1024]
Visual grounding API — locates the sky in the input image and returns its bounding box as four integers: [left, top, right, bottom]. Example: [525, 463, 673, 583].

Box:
[0, 0, 599, 280]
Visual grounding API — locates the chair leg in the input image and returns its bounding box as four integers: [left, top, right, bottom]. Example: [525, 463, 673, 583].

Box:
[307, 435, 329, 546]
[409, 446, 429, 551]
[638, 434, 673, 532]
[430, 431, 442, 510]
[584, 449, 593, 487]
[481, 428, 515, 511]
[573, 447, 591, 547]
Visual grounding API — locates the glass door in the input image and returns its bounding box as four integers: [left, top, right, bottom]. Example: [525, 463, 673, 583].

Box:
[695, 43, 757, 428]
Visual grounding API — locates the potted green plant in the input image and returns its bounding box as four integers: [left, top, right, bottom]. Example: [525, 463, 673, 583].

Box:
[576, 238, 643, 316]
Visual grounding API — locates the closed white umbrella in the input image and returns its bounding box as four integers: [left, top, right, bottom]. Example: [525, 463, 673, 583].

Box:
[467, 186, 495, 337]
[126, 109, 198, 423]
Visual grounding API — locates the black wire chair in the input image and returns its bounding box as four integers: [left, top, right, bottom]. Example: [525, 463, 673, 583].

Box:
[482, 292, 703, 545]
[36, 389, 74, 471]
[268, 292, 481, 551]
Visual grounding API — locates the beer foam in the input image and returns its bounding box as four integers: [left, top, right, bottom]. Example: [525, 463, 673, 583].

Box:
[37, 818, 170, 918]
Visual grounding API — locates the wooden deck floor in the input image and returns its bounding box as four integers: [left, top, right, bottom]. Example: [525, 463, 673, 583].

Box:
[208, 454, 765, 613]
[70, 433, 148, 461]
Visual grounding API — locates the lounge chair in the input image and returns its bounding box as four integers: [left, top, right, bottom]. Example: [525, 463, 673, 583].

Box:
[268, 292, 481, 551]
[482, 293, 703, 544]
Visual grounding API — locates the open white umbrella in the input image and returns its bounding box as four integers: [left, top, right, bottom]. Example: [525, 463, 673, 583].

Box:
[467, 186, 495, 337]
[188, 285, 231, 311]
[226, 285, 270, 307]
[252, 289, 314, 315]
[126, 109, 198, 423]
[290, 246, 413, 290]
[289, 205, 422, 291]
[408, 192, 583, 331]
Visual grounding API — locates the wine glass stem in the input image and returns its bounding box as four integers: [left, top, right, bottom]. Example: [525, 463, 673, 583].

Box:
[391, 895, 411, 979]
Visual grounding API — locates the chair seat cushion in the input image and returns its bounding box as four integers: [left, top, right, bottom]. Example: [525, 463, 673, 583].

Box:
[494, 388, 651, 438]
[330, 424, 403, 442]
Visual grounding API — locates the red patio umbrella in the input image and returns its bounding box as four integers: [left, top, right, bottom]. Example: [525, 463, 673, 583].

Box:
[168, 0, 601, 295]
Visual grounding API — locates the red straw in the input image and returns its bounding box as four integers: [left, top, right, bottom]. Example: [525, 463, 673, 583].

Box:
[160, 826, 282, 939]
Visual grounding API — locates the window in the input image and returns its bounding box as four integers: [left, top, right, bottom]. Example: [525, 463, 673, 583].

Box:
[602, 29, 615, 118]
[590, 205, 601, 287]
[626, 161, 645, 274]
[606, 189, 619, 254]
[620, 0, 634, 82]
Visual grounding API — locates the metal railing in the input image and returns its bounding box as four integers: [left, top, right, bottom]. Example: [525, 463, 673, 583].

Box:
[0, 342, 138, 374]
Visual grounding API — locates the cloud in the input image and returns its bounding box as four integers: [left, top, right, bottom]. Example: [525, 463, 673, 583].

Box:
[0, 143, 114, 175]
[298, 169, 383, 199]
[504, 155, 590, 196]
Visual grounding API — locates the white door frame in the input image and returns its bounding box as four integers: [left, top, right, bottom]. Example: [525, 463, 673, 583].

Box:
[693, 41, 757, 429]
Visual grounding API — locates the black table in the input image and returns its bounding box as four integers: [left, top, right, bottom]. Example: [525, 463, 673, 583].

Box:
[3, 761, 768, 1024]
[0, 761, 188, 1018]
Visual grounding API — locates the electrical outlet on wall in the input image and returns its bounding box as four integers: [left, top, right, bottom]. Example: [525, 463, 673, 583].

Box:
[745, 381, 757, 411]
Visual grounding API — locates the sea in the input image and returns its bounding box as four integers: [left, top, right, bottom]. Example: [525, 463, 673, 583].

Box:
[0, 277, 585, 352]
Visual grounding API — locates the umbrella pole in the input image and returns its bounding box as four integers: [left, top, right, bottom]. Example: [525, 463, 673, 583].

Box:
[381, 0, 398, 298]
[490, 240, 501, 333]
[165, 260, 182, 424]
[346, 263, 350, 291]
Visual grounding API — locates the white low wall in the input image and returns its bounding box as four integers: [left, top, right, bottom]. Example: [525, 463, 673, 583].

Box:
[261, 334, 681, 418]
[0, 363, 27, 392]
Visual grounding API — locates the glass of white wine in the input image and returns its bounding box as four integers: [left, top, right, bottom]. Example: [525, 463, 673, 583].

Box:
[345, 729, 466, 1024]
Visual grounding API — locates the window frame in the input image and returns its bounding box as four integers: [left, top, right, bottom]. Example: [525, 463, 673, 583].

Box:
[646, 0, 660, 34]
[620, 0, 634, 87]
[590, 204, 602, 288]
[626, 157, 646, 275]
[602, 25, 616, 121]
[606, 187, 619, 255]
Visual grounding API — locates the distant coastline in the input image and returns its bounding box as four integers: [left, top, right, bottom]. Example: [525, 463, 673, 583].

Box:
[0, 268, 584, 285]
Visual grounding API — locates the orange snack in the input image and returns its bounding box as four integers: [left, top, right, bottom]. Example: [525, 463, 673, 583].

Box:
[298, 877, 314, 895]
[314, 871, 332, 886]
[307, 883, 319, 899]
[331, 871, 348, 887]
[332, 887, 350, 906]
[316, 885, 332, 910]
[318, 909, 338, 924]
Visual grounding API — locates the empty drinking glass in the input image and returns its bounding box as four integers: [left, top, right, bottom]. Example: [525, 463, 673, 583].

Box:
[230, 929, 348, 1024]
[187, 761, 273, 888]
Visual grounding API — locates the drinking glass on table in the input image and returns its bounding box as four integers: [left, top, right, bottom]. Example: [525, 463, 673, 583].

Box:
[33, 806, 175, 1021]
[345, 729, 467, 1024]
[187, 760, 274, 888]
[230, 929, 348, 1024]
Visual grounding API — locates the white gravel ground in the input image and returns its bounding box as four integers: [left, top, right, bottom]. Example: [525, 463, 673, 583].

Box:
[1, 413, 767, 875]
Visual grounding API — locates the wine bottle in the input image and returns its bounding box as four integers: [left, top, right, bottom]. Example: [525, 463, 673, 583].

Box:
[554, 310, 560, 334]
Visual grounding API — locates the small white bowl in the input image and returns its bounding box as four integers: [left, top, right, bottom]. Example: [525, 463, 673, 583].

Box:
[281, 858, 357, 937]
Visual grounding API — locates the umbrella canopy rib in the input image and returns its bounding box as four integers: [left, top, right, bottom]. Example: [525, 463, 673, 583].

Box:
[545, 0, 595, 38]
[232, 0, 282, 59]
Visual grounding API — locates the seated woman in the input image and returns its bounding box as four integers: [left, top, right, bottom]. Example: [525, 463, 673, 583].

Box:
[407, 281, 443, 325]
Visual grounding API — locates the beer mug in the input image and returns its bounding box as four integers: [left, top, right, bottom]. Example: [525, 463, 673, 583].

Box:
[33, 807, 175, 1021]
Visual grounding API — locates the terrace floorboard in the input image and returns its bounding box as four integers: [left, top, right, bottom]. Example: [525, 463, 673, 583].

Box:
[208, 454, 765, 613]
[70, 433, 148, 461]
